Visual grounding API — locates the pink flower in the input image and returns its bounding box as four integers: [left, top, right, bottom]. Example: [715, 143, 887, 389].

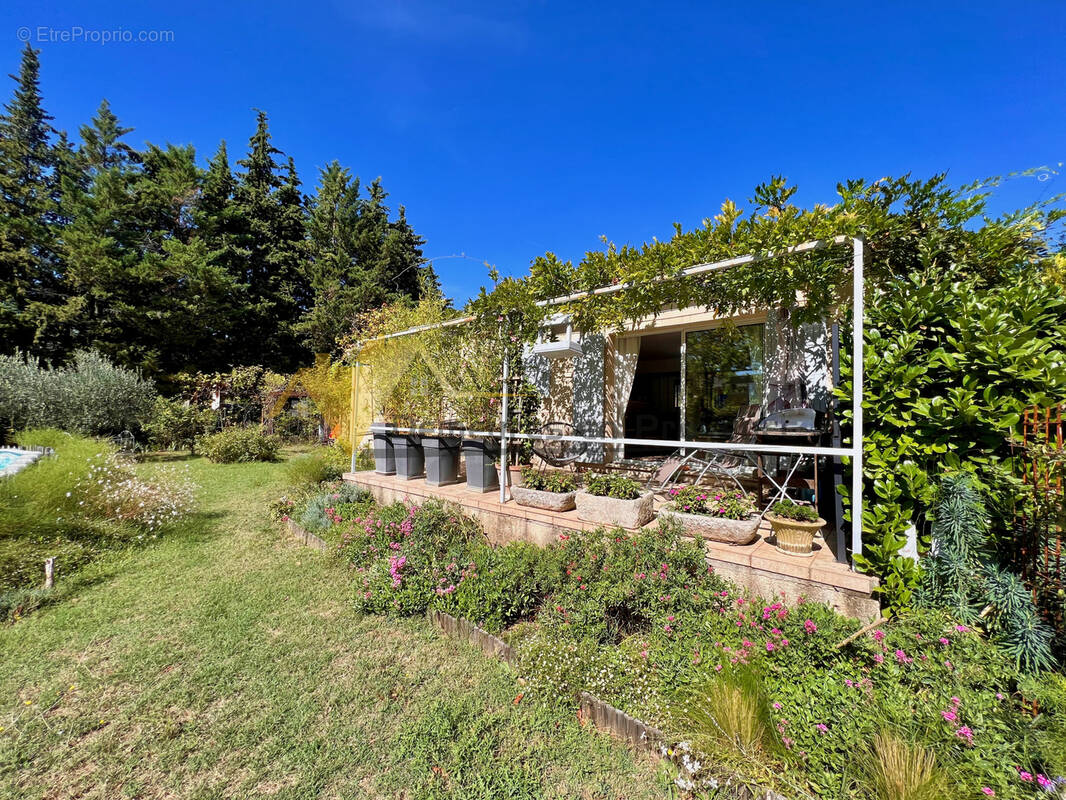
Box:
[941, 709, 957, 722]
[815, 723, 829, 734]
[873, 653, 884, 664]
[872, 629, 885, 643]
[1036, 775, 1052, 789]
[955, 624, 969, 633]
[939, 637, 950, 646]
[1019, 771, 1033, 782]
[772, 702, 782, 710]
[981, 789, 995, 796]
[955, 725, 973, 745]
[804, 619, 817, 634]
[950, 696, 961, 707]
[766, 641, 775, 652]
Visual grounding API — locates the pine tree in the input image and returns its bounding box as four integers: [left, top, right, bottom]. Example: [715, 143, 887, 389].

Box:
[230, 110, 310, 369]
[0, 44, 59, 354]
[300, 161, 361, 354]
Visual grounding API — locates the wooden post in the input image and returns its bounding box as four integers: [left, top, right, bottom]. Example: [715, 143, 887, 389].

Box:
[44, 557, 55, 589]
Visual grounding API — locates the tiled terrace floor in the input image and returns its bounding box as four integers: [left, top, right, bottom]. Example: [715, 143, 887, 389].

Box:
[343, 470, 880, 620]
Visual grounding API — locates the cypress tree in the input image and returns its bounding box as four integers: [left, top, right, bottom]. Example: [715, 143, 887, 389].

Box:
[0, 44, 59, 354]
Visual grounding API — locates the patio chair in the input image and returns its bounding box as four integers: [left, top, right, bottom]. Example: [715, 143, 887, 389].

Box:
[645, 404, 763, 497]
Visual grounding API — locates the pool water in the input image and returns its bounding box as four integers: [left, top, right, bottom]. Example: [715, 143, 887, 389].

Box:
[0, 450, 19, 470]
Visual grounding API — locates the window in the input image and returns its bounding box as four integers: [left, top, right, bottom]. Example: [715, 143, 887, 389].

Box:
[684, 323, 765, 441]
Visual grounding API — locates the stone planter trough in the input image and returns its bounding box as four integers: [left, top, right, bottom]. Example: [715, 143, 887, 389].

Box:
[511, 485, 577, 512]
[659, 508, 761, 545]
[575, 490, 655, 529]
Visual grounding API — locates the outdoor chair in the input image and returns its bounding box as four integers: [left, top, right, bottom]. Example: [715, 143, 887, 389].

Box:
[644, 404, 763, 496]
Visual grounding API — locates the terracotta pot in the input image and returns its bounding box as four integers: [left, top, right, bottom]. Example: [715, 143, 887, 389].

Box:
[508, 465, 525, 488]
[766, 512, 826, 557]
[575, 490, 655, 529]
[511, 485, 576, 512]
[660, 508, 760, 545]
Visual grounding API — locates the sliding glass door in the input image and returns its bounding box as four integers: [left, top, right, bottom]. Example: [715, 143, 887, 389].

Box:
[683, 324, 765, 441]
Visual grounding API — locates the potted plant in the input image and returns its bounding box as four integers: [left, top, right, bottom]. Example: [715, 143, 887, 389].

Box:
[511, 467, 578, 512]
[765, 498, 825, 556]
[575, 473, 654, 529]
[450, 325, 504, 493]
[659, 486, 760, 544]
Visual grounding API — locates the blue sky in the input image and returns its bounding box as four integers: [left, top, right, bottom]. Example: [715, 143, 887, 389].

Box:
[2, 1, 1064, 302]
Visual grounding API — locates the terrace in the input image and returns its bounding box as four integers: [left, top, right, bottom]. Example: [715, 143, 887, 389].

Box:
[343, 236, 880, 619]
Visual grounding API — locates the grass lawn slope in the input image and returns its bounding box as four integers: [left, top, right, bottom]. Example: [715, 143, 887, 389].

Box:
[0, 455, 663, 799]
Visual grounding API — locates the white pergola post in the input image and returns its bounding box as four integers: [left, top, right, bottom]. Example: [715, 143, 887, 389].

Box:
[850, 236, 865, 558]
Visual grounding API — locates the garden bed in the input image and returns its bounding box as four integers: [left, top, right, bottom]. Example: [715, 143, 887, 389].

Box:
[278, 485, 1066, 799]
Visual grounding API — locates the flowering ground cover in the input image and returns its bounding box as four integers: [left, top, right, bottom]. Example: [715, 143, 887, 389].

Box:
[0, 453, 666, 799]
[309, 492, 1066, 799]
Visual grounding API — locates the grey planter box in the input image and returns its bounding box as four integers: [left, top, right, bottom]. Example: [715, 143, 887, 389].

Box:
[659, 508, 760, 545]
[424, 435, 461, 487]
[511, 486, 576, 512]
[575, 490, 655, 529]
[462, 438, 499, 493]
[390, 433, 424, 480]
[373, 430, 395, 475]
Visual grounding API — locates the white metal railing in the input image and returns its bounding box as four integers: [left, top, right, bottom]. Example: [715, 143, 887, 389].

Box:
[367, 425, 852, 459]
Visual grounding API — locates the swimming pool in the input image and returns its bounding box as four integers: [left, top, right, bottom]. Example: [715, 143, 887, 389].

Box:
[0, 448, 45, 477]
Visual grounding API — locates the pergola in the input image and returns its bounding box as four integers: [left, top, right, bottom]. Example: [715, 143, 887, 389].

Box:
[351, 235, 867, 563]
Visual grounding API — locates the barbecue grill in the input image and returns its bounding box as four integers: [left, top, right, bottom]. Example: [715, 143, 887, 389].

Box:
[754, 408, 826, 446]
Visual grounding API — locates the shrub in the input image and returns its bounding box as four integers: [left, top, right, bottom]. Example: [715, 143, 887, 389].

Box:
[143, 397, 217, 452]
[917, 473, 1056, 672]
[286, 447, 348, 487]
[198, 426, 280, 463]
[584, 473, 642, 500]
[0, 350, 157, 436]
[432, 542, 555, 633]
[521, 468, 577, 493]
[769, 498, 819, 522]
[297, 483, 373, 533]
[271, 412, 319, 443]
[670, 486, 757, 518]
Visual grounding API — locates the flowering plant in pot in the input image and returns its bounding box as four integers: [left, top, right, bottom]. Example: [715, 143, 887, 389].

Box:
[659, 486, 760, 544]
[575, 473, 654, 529]
[511, 467, 578, 512]
[766, 498, 824, 556]
[449, 325, 506, 493]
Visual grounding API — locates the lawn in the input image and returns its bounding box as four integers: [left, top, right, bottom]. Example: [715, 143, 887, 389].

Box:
[0, 453, 664, 799]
